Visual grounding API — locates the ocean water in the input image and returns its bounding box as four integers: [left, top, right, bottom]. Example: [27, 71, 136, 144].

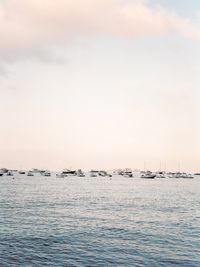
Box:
[0, 174, 199, 266]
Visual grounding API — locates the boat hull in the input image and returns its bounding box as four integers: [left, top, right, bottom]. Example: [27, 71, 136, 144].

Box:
[141, 175, 156, 179]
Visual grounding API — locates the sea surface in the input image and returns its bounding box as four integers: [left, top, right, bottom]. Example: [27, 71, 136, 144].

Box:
[0, 174, 199, 266]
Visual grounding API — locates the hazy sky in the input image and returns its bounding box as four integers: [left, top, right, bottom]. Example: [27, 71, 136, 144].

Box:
[0, 0, 200, 172]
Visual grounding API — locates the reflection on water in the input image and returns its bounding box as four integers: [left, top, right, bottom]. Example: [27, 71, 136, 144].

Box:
[0, 175, 199, 266]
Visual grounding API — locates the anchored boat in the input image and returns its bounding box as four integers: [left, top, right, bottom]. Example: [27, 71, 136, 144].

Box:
[141, 171, 156, 179]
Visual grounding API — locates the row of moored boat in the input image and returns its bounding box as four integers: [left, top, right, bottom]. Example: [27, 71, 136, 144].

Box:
[0, 168, 196, 179]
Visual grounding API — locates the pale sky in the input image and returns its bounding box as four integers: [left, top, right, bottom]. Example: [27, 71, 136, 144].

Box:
[0, 0, 200, 172]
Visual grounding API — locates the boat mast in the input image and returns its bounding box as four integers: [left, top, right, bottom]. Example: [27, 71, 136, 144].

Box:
[178, 162, 181, 173]
[144, 161, 146, 172]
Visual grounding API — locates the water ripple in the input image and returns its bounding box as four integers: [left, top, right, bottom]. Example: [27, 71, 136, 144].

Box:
[0, 176, 199, 266]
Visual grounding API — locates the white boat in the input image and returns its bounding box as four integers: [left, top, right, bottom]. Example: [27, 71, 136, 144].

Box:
[30, 168, 45, 175]
[0, 168, 8, 174]
[44, 170, 51, 177]
[61, 169, 77, 177]
[173, 172, 184, 178]
[7, 171, 14, 176]
[156, 172, 165, 178]
[180, 173, 194, 179]
[113, 169, 123, 175]
[98, 171, 106, 177]
[27, 171, 34, 176]
[98, 171, 112, 177]
[90, 170, 98, 177]
[76, 169, 85, 177]
[141, 171, 156, 179]
[120, 168, 133, 178]
[123, 172, 133, 178]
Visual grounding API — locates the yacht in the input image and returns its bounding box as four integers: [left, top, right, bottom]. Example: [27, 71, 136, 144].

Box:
[180, 173, 194, 179]
[167, 172, 176, 178]
[90, 170, 98, 177]
[98, 171, 112, 177]
[76, 169, 85, 177]
[44, 170, 51, 177]
[156, 172, 165, 178]
[141, 171, 156, 179]
[98, 171, 106, 177]
[32, 168, 43, 174]
[0, 168, 8, 174]
[98, 170, 112, 177]
[19, 171, 26, 175]
[113, 169, 123, 175]
[121, 169, 133, 178]
[60, 169, 77, 177]
[7, 171, 14, 176]
[27, 171, 34, 176]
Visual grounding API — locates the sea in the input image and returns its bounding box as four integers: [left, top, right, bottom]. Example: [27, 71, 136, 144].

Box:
[0, 174, 199, 266]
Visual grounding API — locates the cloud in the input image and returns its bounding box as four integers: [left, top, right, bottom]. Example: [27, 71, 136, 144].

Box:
[0, 0, 199, 63]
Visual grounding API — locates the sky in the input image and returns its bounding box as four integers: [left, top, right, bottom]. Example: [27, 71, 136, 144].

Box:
[0, 0, 200, 172]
